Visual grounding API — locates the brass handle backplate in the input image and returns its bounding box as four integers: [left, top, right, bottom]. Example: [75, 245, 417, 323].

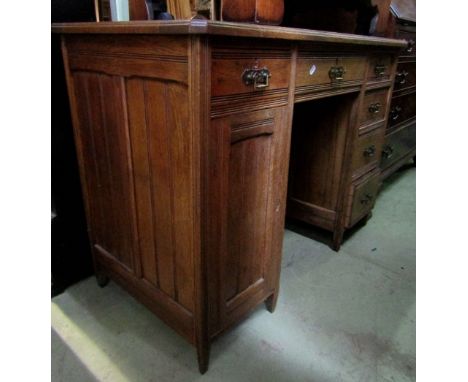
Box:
[368, 103, 381, 114]
[242, 67, 271, 89]
[329, 66, 346, 82]
[374, 64, 386, 77]
[363, 145, 376, 157]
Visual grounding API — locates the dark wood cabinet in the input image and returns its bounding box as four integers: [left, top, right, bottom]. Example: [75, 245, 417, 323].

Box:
[53, 20, 404, 373]
[380, 0, 416, 179]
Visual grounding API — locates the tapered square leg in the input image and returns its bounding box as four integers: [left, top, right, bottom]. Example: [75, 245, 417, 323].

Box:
[332, 229, 344, 251]
[197, 342, 210, 374]
[265, 293, 279, 313]
[96, 272, 109, 288]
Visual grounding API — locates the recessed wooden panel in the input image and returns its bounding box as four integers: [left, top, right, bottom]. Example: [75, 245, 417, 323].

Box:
[207, 107, 289, 332]
[72, 70, 194, 313]
[225, 128, 273, 300]
[73, 72, 136, 270]
[126, 78, 194, 312]
[223, 114, 274, 304]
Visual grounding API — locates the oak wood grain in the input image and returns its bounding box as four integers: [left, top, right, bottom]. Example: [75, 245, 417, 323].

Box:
[56, 24, 404, 373]
[52, 20, 407, 48]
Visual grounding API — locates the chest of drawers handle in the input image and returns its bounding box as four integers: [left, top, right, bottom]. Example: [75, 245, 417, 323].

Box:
[395, 70, 409, 85]
[382, 145, 394, 159]
[406, 40, 415, 54]
[390, 106, 402, 121]
[363, 145, 376, 157]
[242, 67, 271, 89]
[329, 66, 346, 81]
[368, 102, 381, 114]
[374, 64, 387, 77]
[360, 193, 374, 205]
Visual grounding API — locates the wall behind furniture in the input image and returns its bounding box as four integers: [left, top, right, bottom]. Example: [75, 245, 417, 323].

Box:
[51, 0, 96, 296]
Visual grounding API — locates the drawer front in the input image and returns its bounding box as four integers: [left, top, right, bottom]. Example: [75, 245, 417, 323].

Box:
[381, 123, 416, 169]
[339, 57, 367, 82]
[211, 56, 291, 97]
[295, 56, 366, 90]
[351, 127, 385, 175]
[346, 172, 380, 228]
[398, 30, 416, 56]
[359, 88, 389, 127]
[367, 55, 393, 82]
[394, 61, 416, 91]
[388, 92, 416, 128]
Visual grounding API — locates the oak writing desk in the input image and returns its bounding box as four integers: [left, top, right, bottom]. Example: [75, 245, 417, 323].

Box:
[52, 20, 405, 373]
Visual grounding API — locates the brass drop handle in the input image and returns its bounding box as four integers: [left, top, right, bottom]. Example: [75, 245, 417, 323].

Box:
[242, 67, 271, 89]
[382, 145, 394, 159]
[395, 70, 409, 85]
[374, 64, 386, 77]
[363, 145, 376, 157]
[329, 66, 346, 81]
[360, 193, 374, 205]
[390, 105, 402, 121]
[368, 103, 381, 114]
[406, 39, 415, 53]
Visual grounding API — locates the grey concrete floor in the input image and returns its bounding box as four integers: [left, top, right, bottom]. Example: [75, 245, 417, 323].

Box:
[52, 167, 416, 382]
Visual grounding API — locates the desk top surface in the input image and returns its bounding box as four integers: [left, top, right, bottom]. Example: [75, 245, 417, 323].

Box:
[52, 20, 406, 48]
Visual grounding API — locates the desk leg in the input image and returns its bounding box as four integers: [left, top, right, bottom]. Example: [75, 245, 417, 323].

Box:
[196, 342, 210, 374]
[265, 292, 279, 313]
[95, 273, 109, 288]
[95, 260, 109, 287]
[332, 229, 344, 251]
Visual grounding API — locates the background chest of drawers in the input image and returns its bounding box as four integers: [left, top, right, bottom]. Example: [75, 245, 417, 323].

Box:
[380, 0, 416, 178]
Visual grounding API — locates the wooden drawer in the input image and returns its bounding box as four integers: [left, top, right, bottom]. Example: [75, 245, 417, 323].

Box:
[388, 91, 416, 128]
[351, 126, 385, 176]
[211, 55, 291, 97]
[394, 61, 416, 91]
[367, 55, 393, 82]
[295, 56, 366, 90]
[397, 30, 416, 57]
[381, 123, 416, 169]
[359, 88, 389, 127]
[346, 171, 380, 228]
